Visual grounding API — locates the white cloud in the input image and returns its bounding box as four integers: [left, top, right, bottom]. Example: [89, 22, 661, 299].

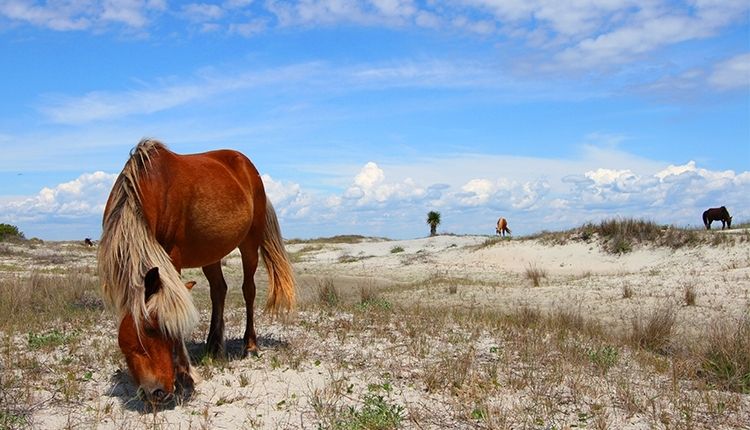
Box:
[708, 52, 750, 90]
[0, 171, 116, 222]
[228, 19, 266, 36]
[38, 59, 515, 124]
[39, 63, 322, 124]
[261, 174, 313, 218]
[344, 162, 427, 205]
[3, 154, 748, 240]
[182, 3, 226, 22]
[0, 0, 92, 30]
[0, 0, 164, 31]
[3, 0, 747, 86]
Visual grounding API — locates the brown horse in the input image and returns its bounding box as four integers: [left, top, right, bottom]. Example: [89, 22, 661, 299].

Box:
[98, 139, 295, 404]
[703, 206, 732, 230]
[496, 217, 511, 237]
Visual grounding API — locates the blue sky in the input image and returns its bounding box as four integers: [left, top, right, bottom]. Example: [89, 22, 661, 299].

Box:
[0, 0, 748, 240]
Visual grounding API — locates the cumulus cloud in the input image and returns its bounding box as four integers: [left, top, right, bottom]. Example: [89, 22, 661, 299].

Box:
[3, 156, 749, 240]
[261, 174, 313, 218]
[559, 161, 749, 216]
[258, 158, 749, 237]
[343, 162, 427, 205]
[0, 171, 116, 222]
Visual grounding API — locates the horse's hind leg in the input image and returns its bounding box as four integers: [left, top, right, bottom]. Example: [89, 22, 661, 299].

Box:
[238, 237, 261, 357]
[202, 262, 229, 358]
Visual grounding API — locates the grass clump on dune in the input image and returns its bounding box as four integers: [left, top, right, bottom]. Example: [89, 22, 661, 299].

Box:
[528, 218, 744, 254]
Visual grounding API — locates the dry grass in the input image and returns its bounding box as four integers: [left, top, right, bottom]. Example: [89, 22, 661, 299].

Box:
[622, 283, 634, 299]
[628, 304, 677, 354]
[699, 316, 750, 393]
[315, 277, 341, 308]
[0, 270, 102, 331]
[524, 262, 547, 287]
[684, 283, 697, 306]
[525, 218, 748, 254]
[1, 238, 748, 429]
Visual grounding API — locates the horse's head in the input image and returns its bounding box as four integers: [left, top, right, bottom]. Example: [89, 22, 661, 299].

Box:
[118, 267, 195, 404]
[727, 216, 732, 228]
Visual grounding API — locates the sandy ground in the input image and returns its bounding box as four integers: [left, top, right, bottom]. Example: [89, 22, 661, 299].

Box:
[2, 233, 749, 429]
[289, 234, 750, 330]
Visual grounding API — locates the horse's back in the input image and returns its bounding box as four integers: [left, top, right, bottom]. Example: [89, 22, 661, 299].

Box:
[704, 206, 729, 220]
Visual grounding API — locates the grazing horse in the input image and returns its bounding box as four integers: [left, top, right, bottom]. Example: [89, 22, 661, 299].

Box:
[496, 217, 511, 237]
[703, 206, 732, 230]
[84, 238, 94, 247]
[98, 139, 295, 404]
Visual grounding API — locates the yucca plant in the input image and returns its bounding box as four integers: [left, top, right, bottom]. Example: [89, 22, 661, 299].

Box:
[426, 211, 441, 236]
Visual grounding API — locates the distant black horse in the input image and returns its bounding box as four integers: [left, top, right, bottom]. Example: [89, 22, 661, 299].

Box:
[702, 206, 732, 230]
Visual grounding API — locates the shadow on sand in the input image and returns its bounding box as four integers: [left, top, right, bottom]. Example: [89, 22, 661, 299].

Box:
[105, 334, 289, 413]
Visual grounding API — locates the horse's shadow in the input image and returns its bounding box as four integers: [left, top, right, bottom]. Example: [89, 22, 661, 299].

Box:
[106, 334, 289, 412]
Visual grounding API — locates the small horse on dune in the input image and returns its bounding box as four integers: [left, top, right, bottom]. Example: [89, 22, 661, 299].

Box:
[703, 206, 732, 230]
[496, 217, 511, 237]
[98, 139, 295, 404]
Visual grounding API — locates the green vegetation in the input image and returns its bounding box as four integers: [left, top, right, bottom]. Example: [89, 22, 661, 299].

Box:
[316, 278, 341, 308]
[587, 345, 620, 374]
[389, 246, 404, 254]
[0, 223, 24, 242]
[27, 329, 76, 350]
[332, 393, 404, 430]
[426, 210, 441, 237]
[527, 217, 747, 254]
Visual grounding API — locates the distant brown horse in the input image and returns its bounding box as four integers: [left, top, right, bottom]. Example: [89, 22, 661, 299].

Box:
[84, 238, 94, 247]
[98, 139, 295, 404]
[703, 206, 732, 230]
[496, 217, 511, 237]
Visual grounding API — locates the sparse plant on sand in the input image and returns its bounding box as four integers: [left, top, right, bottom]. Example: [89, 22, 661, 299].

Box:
[622, 283, 634, 299]
[700, 316, 750, 393]
[684, 283, 697, 306]
[316, 278, 341, 307]
[629, 304, 676, 353]
[587, 345, 619, 374]
[525, 262, 547, 287]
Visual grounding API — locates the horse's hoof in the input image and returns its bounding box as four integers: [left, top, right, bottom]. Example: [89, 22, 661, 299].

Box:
[206, 343, 225, 359]
[243, 347, 259, 358]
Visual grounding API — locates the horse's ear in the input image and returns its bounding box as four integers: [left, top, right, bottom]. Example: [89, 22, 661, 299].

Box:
[144, 267, 162, 302]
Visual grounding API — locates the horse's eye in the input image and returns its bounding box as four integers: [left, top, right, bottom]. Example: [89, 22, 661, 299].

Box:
[143, 325, 159, 337]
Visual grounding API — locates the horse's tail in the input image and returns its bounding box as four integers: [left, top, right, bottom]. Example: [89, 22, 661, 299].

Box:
[702, 210, 709, 229]
[260, 200, 296, 313]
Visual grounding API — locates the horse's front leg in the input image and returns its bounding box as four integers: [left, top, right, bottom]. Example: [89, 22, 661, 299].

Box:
[202, 262, 228, 358]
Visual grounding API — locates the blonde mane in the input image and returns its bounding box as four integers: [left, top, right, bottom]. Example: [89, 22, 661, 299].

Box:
[98, 139, 198, 340]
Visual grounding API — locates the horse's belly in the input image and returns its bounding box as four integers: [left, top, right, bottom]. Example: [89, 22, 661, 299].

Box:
[173, 194, 254, 268]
